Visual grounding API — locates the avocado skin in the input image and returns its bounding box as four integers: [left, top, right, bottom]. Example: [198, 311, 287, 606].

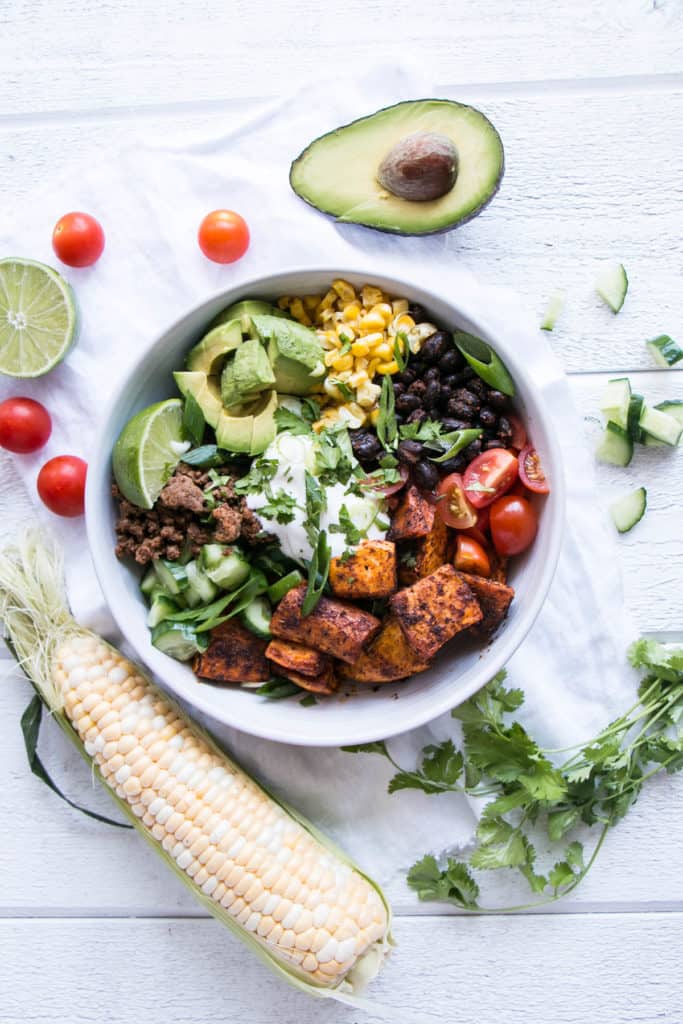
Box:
[289, 98, 505, 236]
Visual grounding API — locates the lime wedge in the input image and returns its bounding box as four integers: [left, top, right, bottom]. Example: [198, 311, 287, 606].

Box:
[0, 258, 79, 377]
[113, 399, 191, 509]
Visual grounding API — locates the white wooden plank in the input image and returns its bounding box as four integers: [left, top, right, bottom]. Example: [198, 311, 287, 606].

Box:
[2, 913, 681, 1024]
[2, 88, 682, 372]
[2, 0, 682, 115]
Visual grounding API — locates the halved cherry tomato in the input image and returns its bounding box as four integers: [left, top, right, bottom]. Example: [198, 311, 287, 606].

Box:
[508, 414, 527, 450]
[37, 455, 87, 517]
[436, 472, 477, 528]
[490, 495, 538, 555]
[0, 397, 52, 453]
[463, 448, 518, 509]
[52, 212, 105, 267]
[198, 209, 250, 264]
[454, 535, 491, 577]
[518, 443, 550, 494]
[460, 526, 488, 547]
[360, 464, 409, 498]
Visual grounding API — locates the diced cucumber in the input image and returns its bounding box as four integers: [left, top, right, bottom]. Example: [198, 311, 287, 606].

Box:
[610, 487, 647, 534]
[140, 568, 158, 597]
[641, 432, 665, 448]
[241, 596, 272, 638]
[596, 262, 628, 313]
[596, 421, 633, 467]
[639, 405, 682, 447]
[153, 559, 189, 596]
[267, 570, 304, 604]
[147, 593, 181, 628]
[185, 560, 219, 607]
[600, 377, 631, 431]
[655, 400, 683, 442]
[646, 335, 683, 368]
[540, 290, 565, 332]
[200, 544, 227, 570]
[627, 393, 644, 441]
[203, 548, 251, 590]
[151, 621, 208, 661]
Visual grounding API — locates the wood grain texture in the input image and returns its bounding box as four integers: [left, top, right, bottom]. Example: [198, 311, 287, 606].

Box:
[2, 0, 683, 115]
[2, 914, 681, 1023]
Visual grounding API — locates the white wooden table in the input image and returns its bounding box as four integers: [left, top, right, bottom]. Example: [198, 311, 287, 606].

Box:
[2, 3, 682, 1021]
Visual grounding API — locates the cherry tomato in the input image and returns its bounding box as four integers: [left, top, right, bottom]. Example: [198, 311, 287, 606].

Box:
[518, 443, 550, 494]
[490, 495, 538, 556]
[508, 414, 527, 450]
[463, 448, 518, 509]
[460, 526, 488, 547]
[52, 212, 105, 267]
[454, 535, 491, 577]
[0, 398, 52, 453]
[436, 472, 477, 528]
[360, 464, 409, 497]
[198, 210, 250, 264]
[37, 455, 87, 517]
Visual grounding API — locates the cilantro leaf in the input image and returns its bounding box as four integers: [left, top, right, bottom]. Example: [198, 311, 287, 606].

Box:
[274, 407, 313, 436]
[407, 855, 480, 909]
[470, 818, 532, 870]
[341, 741, 390, 757]
[329, 504, 364, 547]
[388, 740, 464, 795]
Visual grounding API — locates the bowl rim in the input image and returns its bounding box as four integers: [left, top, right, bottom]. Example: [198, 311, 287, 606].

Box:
[86, 264, 566, 745]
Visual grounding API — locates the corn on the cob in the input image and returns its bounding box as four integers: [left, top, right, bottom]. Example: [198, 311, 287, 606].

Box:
[0, 531, 391, 1002]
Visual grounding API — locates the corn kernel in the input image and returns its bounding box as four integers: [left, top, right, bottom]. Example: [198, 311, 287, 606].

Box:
[289, 298, 311, 325]
[332, 279, 356, 304]
[320, 308, 337, 324]
[369, 408, 380, 425]
[350, 340, 369, 357]
[324, 350, 339, 368]
[337, 326, 355, 344]
[377, 360, 399, 374]
[359, 312, 386, 333]
[367, 358, 380, 378]
[349, 370, 369, 388]
[277, 296, 290, 310]
[362, 332, 385, 349]
[303, 294, 321, 312]
[356, 380, 381, 408]
[361, 285, 385, 308]
[318, 289, 338, 313]
[374, 342, 393, 360]
[331, 353, 353, 372]
[371, 303, 394, 326]
[343, 303, 361, 322]
[392, 299, 409, 315]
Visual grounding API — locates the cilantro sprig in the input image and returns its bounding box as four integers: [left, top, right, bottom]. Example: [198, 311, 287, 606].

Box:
[344, 639, 683, 911]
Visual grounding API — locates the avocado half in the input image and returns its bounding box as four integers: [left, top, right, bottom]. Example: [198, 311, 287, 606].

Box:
[289, 99, 504, 235]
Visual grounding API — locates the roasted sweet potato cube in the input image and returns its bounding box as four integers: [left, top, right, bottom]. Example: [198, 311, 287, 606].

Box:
[390, 564, 482, 660]
[265, 638, 329, 678]
[280, 662, 338, 695]
[194, 619, 270, 683]
[459, 573, 514, 640]
[270, 584, 381, 664]
[329, 540, 397, 599]
[388, 486, 435, 541]
[489, 551, 509, 584]
[339, 616, 431, 684]
[415, 512, 449, 578]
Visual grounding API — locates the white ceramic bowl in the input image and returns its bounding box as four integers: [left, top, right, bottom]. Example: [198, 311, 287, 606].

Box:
[86, 267, 564, 747]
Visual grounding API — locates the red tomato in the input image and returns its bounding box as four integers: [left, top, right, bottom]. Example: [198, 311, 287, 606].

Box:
[360, 464, 409, 497]
[490, 495, 538, 555]
[460, 526, 488, 547]
[198, 210, 250, 264]
[52, 212, 105, 267]
[518, 443, 550, 494]
[37, 455, 87, 517]
[0, 398, 52, 453]
[454, 535, 491, 577]
[436, 472, 477, 528]
[463, 448, 518, 509]
[508, 414, 527, 450]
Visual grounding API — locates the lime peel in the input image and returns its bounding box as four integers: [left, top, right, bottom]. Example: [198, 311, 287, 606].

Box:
[0, 258, 79, 378]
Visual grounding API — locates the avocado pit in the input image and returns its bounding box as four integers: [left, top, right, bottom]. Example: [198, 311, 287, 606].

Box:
[377, 131, 459, 202]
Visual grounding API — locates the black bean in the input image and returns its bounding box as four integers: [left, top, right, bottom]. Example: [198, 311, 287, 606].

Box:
[461, 438, 483, 461]
[479, 406, 497, 428]
[424, 366, 441, 384]
[438, 389, 453, 412]
[420, 330, 451, 364]
[392, 381, 406, 397]
[350, 431, 383, 464]
[410, 360, 426, 376]
[438, 454, 466, 474]
[408, 380, 427, 397]
[394, 369, 416, 386]
[448, 399, 476, 419]
[424, 381, 441, 409]
[439, 348, 464, 373]
[497, 415, 513, 440]
[487, 389, 508, 409]
[461, 366, 476, 380]
[484, 439, 503, 451]
[408, 303, 427, 322]
[454, 388, 481, 412]
[396, 393, 421, 413]
[441, 417, 472, 431]
[467, 378, 487, 397]
[413, 459, 440, 490]
[441, 375, 459, 390]
[407, 409, 427, 424]
[397, 440, 424, 464]
[483, 427, 499, 441]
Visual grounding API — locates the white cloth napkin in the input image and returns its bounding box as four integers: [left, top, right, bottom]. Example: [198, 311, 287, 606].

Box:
[0, 66, 639, 895]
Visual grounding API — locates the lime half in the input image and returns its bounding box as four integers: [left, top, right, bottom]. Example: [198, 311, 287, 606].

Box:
[0, 258, 79, 377]
[113, 398, 190, 509]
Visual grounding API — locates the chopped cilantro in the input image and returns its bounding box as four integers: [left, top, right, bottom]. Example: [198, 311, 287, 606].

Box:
[274, 407, 312, 436]
[329, 504, 364, 547]
[258, 488, 298, 524]
[329, 378, 354, 401]
[233, 458, 278, 495]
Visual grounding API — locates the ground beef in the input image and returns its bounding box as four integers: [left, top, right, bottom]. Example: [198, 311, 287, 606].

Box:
[113, 463, 266, 565]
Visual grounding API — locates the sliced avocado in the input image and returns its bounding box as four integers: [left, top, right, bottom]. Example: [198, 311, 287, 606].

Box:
[221, 338, 275, 408]
[215, 389, 277, 456]
[210, 299, 286, 329]
[289, 98, 504, 235]
[249, 314, 324, 395]
[174, 371, 223, 428]
[186, 319, 243, 374]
